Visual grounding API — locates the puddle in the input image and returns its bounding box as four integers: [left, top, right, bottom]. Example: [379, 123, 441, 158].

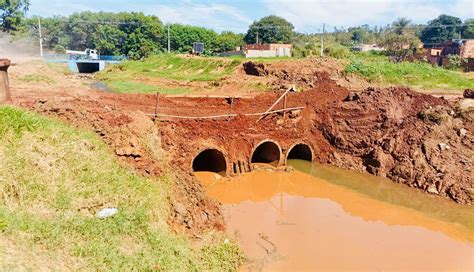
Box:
[195, 160, 474, 271]
[90, 81, 111, 92]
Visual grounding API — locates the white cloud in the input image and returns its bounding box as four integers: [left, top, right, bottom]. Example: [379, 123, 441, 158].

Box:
[263, 0, 474, 32]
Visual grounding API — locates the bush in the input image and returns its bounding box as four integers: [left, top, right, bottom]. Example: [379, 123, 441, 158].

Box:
[324, 44, 351, 59]
[344, 60, 377, 78]
[446, 54, 467, 70]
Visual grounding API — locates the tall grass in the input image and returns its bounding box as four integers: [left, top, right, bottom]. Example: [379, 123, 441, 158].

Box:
[345, 52, 474, 91]
[0, 106, 243, 271]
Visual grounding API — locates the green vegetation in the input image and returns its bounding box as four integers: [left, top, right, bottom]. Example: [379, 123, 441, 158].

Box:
[97, 54, 242, 94]
[0, 106, 243, 271]
[245, 15, 294, 44]
[161, 24, 244, 55]
[344, 52, 474, 91]
[21, 12, 244, 59]
[20, 74, 55, 84]
[420, 14, 469, 45]
[0, 0, 30, 32]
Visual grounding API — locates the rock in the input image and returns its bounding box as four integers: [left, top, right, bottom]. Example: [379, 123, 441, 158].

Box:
[438, 143, 450, 151]
[344, 92, 360, 101]
[289, 110, 301, 118]
[174, 203, 187, 216]
[97, 208, 118, 219]
[458, 128, 467, 137]
[463, 89, 474, 99]
[276, 119, 284, 125]
[427, 185, 439, 194]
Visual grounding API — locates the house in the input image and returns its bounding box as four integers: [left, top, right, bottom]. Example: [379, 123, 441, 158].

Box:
[352, 44, 385, 52]
[220, 43, 292, 58]
[426, 47, 444, 66]
[426, 39, 474, 71]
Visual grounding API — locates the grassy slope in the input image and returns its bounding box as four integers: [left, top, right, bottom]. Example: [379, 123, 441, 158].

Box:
[0, 106, 242, 271]
[96, 54, 242, 94]
[345, 52, 474, 91]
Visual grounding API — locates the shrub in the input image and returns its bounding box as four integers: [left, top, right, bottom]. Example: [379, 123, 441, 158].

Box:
[446, 54, 467, 70]
[324, 44, 351, 59]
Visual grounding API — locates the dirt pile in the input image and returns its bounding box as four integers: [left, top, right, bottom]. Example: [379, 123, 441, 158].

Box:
[318, 87, 473, 203]
[22, 72, 473, 205]
[243, 57, 369, 91]
[464, 89, 474, 99]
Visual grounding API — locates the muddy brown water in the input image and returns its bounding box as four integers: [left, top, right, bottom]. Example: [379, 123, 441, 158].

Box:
[195, 160, 474, 271]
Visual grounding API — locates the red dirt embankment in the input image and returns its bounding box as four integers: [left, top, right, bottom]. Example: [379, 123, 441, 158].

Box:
[11, 66, 473, 234]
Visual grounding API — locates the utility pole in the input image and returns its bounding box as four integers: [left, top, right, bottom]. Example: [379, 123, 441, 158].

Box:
[38, 17, 43, 58]
[256, 31, 259, 44]
[320, 23, 325, 57]
[167, 25, 170, 53]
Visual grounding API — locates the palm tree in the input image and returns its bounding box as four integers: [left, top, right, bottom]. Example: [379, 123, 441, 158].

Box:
[392, 17, 412, 35]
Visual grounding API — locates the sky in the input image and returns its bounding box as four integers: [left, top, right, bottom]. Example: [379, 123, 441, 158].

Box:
[28, 0, 474, 33]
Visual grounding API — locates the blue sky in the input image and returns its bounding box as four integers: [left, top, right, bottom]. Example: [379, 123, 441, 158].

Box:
[29, 0, 473, 33]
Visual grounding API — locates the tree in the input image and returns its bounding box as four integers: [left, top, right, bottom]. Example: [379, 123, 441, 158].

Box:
[420, 14, 464, 46]
[350, 27, 367, 44]
[463, 18, 474, 39]
[216, 31, 244, 52]
[380, 32, 420, 62]
[0, 0, 30, 32]
[22, 12, 164, 59]
[244, 15, 294, 44]
[163, 24, 219, 55]
[392, 17, 411, 35]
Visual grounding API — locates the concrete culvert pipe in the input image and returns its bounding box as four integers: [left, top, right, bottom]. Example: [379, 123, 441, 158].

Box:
[287, 143, 313, 162]
[251, 140, 281, 166]
[192, 149, 227, 174]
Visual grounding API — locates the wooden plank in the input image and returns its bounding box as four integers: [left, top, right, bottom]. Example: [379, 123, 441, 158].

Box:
[144, 106, 305, 120]
[257, 86, 294, 122]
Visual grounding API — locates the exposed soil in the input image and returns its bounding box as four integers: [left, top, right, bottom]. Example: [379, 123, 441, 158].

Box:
[4, 59, 473, 234]
[242, 57, 370, 91]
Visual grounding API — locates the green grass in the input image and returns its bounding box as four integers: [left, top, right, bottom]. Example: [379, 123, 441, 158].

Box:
[20, 74, 55, 84]
[96, 54, 243, 94]
[0, 106, 243, 271]
[344, 52, 474, 91]
[47, 62, 73, 76]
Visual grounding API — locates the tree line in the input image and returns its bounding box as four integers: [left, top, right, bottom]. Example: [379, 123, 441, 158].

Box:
[19, 12, 244, 59]
[1, 0, 473, 60]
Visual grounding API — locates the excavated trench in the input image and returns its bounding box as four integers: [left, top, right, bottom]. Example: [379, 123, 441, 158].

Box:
[192, 148, 227, 175]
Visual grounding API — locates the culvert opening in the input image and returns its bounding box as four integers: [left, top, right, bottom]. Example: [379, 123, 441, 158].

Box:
[77, 62, 100, 73]
[192, 149, 227, 174]
[287, 144, 313, 162]
[251, 141, 281, 166]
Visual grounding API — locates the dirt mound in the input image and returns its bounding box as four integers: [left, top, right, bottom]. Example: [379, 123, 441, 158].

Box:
[464, 89, 474, 99]
[243, 57, 369, 91]
[318, 87, 473, 203]
[242, 61, 267, 76]
[21, 72, 473, 205]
